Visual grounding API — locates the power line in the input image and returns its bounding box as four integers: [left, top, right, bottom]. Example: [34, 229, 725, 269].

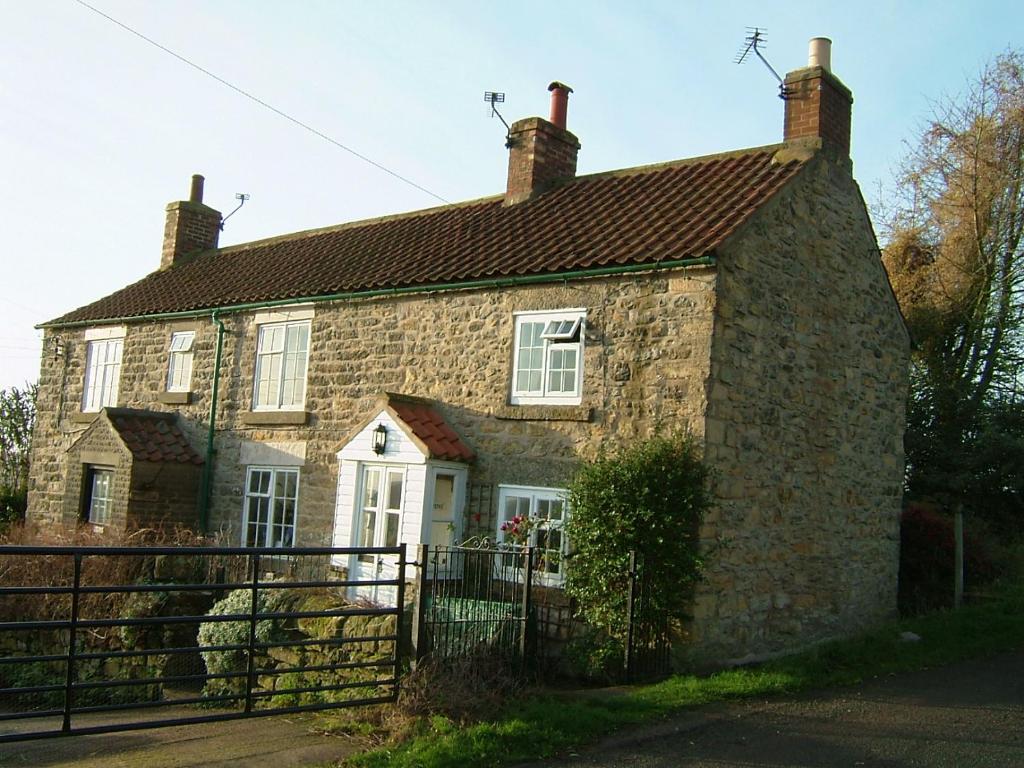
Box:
[73, 0, 450, 204]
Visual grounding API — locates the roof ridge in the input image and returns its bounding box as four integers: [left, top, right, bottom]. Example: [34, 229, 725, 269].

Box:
[571, 141, 789, 185]
[189, 143, 794, 260]
[211, 195, 503, 257]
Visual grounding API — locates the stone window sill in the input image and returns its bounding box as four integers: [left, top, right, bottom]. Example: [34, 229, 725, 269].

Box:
[494, 404, 592, 422]
[158, 391, 193, 405]
[241, 410, 310, 427]
[71, 411, 100, 424]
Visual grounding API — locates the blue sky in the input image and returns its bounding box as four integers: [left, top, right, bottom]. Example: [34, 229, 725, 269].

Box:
[1, 0, 1020, 389]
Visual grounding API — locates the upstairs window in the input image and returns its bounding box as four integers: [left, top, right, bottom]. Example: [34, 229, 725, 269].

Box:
[253, 321, 310, 410]
[511, 310, 585, 405]
[166, 331, 195, 392]
[82, 327, 125, 412]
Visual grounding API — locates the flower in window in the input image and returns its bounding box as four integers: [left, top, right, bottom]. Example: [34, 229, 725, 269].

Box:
[499, 514, 535, 546]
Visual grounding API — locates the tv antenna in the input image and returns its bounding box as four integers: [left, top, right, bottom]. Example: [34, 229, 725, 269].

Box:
[220, 192, 250, 230]
[734, 28, 791, 99]
[484, 91, 514, 148]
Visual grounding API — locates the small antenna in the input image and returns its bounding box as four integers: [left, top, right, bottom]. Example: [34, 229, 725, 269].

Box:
[734, 27, 791, 100]
[484, 91, 514, 148]
[220, 193, 250, 230]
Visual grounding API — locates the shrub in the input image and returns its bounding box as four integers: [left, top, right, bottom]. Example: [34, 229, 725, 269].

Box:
[0, 484, 26, 531]
[898, 502, 998, 615]
[197, 585, 298, 699]
[0, 523, 211, 626]
[0, 524, 214, 709]
[564, 432, 711, 676]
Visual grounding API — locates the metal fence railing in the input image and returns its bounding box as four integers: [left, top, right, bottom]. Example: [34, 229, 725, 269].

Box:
[408, 545, 673, 682]
[0, 544, 406, 743]
[410, 544, 534, 664]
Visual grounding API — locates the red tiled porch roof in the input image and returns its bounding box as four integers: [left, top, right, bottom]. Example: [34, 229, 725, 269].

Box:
[106, 408, 205, 465]
[385, 395, 474, 463]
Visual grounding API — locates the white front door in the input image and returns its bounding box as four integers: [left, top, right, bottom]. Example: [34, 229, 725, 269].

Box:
[351, 464, 405, 604]
[426, 469, 464, 573]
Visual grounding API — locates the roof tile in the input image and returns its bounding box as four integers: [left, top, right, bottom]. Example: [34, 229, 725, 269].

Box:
[48, 148, 805, 325]
[105, 408, 205, 465]
[386, 396, 474, 463]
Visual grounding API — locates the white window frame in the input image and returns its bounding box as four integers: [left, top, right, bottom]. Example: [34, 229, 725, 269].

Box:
[354, 464, 407, 561]
[82, 327, 126, 412]
[84, 466, 114, 526]
[166, 331, 195, 393]
[510, 309, 585, 405]
[242, 466, 300, 547]
[496, 485, 570, 586]
[252, 320, 311, 411]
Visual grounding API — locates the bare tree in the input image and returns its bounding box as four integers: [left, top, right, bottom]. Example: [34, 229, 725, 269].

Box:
[881, 51, 1024, 513]
[883, 51, 1023, 413]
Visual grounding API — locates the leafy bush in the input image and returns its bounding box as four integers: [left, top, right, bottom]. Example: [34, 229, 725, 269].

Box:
[197, 586, 297, 699]
[898, 502, 998, 615]
[0, 484, 26, 531]
[564, 432, 711, 676]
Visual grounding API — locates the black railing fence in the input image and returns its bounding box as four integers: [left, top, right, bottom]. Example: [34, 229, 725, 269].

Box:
[410, 544, 535, 665]
[0, 545, 405, 743]
[1, 540, 674, 743]
[406, 544, 591, 675]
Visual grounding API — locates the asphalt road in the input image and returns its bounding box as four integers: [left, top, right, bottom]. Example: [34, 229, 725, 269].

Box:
[2, 652, 1021, 767]
[531, 651, 1024, 768]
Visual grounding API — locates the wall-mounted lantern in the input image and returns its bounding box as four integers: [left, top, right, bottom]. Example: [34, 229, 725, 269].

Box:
[372, 423, 387, 455]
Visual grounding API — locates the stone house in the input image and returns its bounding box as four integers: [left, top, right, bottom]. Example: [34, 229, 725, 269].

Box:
[27, 40, 908, 661]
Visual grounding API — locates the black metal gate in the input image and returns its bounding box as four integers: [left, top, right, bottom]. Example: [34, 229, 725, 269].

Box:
[624, 551, 672, 682]
[0, 544, 405, 743]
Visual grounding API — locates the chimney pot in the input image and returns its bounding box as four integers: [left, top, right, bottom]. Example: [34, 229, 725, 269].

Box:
[189, 174, 205, 203]
[808, 37, 832, 71]
[161, 174, 221, 270]
[783, 38, 852, 169]
[548, 81, 573, 130]
[504, 82, 581, 205]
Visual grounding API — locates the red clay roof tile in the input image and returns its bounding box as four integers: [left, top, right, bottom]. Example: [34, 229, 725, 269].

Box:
[105, 408, 205, 465]
[386, 395, 474, 463]
[48, 147, 805, 325]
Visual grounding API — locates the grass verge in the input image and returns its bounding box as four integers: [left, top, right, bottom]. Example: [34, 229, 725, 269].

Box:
[344, 583, 1024, 768]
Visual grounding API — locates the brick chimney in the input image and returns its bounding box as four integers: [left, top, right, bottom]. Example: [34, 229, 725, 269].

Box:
[504, 82, 581, 205]
[783, 38, 853, 169]
[161, 174, 222, 270]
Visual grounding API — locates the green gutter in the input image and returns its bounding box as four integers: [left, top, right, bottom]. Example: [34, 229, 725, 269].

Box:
[38, 256, 716, 329]
[197, 311, 226, 535]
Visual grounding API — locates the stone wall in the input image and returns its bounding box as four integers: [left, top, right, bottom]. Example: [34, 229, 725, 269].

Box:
[29, 270, 716, 548]
[59, 416, 133, 528]
[128, 461, 202, 531]
[691, 153, 910, 661]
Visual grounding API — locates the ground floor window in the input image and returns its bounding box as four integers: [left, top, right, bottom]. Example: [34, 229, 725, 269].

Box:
[496, 485, 569, 585]
[243, 467, 299, 547]
[83, 466, 114, 525]
[356, 465, 405, 563]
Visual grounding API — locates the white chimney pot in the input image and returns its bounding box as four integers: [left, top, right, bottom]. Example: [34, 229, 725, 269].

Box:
[808, 37, 832, 71]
